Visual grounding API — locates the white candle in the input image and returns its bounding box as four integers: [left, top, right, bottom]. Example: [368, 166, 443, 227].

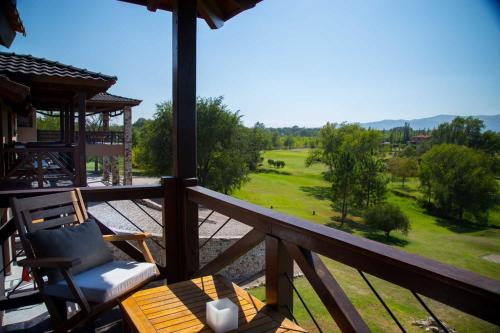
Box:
[206, 298, 239, 333]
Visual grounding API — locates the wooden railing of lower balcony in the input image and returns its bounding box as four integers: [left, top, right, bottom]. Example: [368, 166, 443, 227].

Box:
[186, 184, 500, 331]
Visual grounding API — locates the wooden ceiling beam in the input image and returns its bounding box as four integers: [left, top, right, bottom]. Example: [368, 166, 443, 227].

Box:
[198, 0, 224, 29]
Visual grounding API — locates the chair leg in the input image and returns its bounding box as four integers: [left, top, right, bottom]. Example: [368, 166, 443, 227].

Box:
[45, 296, 67, 328]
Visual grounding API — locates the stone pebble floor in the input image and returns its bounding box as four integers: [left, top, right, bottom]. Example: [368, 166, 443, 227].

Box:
[87, 176, 251, 238]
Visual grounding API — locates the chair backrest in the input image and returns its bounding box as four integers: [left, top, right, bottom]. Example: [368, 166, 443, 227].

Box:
[10, 189, 88, 259]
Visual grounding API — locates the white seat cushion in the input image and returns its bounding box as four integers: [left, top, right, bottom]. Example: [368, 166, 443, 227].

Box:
[44, 260, 158, 303]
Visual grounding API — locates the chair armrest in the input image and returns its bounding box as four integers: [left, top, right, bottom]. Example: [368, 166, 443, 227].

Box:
[19, 257, 81, 268]
[102, 232, 152, 242]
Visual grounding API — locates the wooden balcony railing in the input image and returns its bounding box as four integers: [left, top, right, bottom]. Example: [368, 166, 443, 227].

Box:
[0, 144, 78, 188]
[185, 185, 500, 331]
[37, 130, 124, 144]
[0, 178, 499, 332]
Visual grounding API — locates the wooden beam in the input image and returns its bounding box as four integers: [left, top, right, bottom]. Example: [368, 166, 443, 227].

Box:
[198, 0, 224, 29]
[266, 235, 293, 318]
[195, 228, 265, 277]
[284, 242, 370, 333]
[0, 184, 164, 208]
[78, 92, 87, 187]
[171, 0, 199, 281]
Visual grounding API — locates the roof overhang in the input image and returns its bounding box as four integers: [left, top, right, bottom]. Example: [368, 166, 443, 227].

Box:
[118, 0, 262, 29]
[0, 0, 25, 47]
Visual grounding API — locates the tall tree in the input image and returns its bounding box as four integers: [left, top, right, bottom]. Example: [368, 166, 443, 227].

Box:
[419, 144, 498, 222]
[331, 150, 357, 224]
[135, 97, 259, 194]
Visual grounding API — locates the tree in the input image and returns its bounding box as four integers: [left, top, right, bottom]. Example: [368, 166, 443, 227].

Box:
[135, 96, 259, 194]
[36, 114, 59, 131]
[354, 155, 388, 207]
[365, 203, 411, 238]
[308, 123, 387, 222]
[419, 144, 499, 222]
[331, 150, 356, 224]
[387, 157, 419, 187]
[432, 116, 484, 148]
[284, 136, 295, 149]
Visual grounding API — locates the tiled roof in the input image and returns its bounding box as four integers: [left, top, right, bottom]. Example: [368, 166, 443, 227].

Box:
[0, 52, 117, 82]
[89, 92, 141, 105]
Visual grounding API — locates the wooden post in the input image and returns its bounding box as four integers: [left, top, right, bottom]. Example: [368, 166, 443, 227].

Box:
[167, 0, 199, 282]
[266, 235, 294, 317]
[59, 109, 65, 142]
[69, 104, 75, 144]
[78, 92, 87, 187]
[123, 106, 133, 185]
[102, 112, 110, 182]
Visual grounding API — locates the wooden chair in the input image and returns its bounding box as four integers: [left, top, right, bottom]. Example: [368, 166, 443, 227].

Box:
[10, 189, 160, 332]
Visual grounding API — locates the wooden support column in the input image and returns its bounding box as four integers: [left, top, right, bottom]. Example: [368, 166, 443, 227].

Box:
[69, 104, 75, 144]
[167, 0, 199, 283]
[266, 235, 294, 317]
[78, 92, 87, 187]
[102, 112, 110, 182]
[59, 109, 65, 142]
[123, 106, 133, 185]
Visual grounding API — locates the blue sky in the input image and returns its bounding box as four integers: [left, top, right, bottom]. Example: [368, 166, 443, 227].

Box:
[3, 0, 500, 126]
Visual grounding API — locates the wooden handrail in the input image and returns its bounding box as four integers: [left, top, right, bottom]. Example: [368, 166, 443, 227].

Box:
[0, 184, 166, 208]
[186, 185, 500, 325]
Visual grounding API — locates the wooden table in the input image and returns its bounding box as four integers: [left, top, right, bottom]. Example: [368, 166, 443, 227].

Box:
[120, 275, 307, 333]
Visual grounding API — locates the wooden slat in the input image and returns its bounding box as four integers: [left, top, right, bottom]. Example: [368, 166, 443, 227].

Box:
[284, 241, 370, 333]
[17, 191, 77, 212]
[29, 204, 75, 220]
[187, 186, 500, 325]
[195, 228, 265, 277]
[27, 214, 78, 232]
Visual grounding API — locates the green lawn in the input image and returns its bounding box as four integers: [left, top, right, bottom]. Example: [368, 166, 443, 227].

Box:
[233, 149, 500, 333]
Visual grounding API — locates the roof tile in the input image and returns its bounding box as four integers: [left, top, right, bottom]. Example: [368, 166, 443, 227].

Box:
[0, 52, 117, 82]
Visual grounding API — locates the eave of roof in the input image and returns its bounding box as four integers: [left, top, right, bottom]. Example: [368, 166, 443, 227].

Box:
[118, 0, 262, 29]
[0, 75, 30, 104]
[87, 92, 142, 107]
[0, 52, 117, 84]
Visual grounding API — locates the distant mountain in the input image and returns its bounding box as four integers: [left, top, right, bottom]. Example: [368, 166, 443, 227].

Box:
[361, 114, 500, 131]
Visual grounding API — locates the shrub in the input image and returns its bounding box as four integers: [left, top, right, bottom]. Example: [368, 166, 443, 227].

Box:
[364, 203, 410, 238]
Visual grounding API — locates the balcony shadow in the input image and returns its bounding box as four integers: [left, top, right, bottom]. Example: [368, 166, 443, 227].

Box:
[299, 185, 331, 201]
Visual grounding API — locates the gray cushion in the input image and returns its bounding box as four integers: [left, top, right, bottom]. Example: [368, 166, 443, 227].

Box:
[44, 260, 158, 303]
[28, 219, 113, 282]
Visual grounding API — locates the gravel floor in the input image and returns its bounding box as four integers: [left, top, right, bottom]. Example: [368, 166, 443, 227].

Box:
[86, 176, 251, 237]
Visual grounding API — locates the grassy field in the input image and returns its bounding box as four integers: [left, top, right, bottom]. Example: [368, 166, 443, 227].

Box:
[233, 149, 500, 333]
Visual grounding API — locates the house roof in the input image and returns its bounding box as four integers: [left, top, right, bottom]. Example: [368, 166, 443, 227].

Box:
[87, 92, 142, 113]
[0, 52, 116, 83]
[89, 92, 141, 105]
[0, 52, 117, 109]
[118, 0, 262, 29]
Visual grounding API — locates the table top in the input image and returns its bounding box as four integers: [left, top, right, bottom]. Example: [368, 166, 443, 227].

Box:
[120, 275, 307, 333]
